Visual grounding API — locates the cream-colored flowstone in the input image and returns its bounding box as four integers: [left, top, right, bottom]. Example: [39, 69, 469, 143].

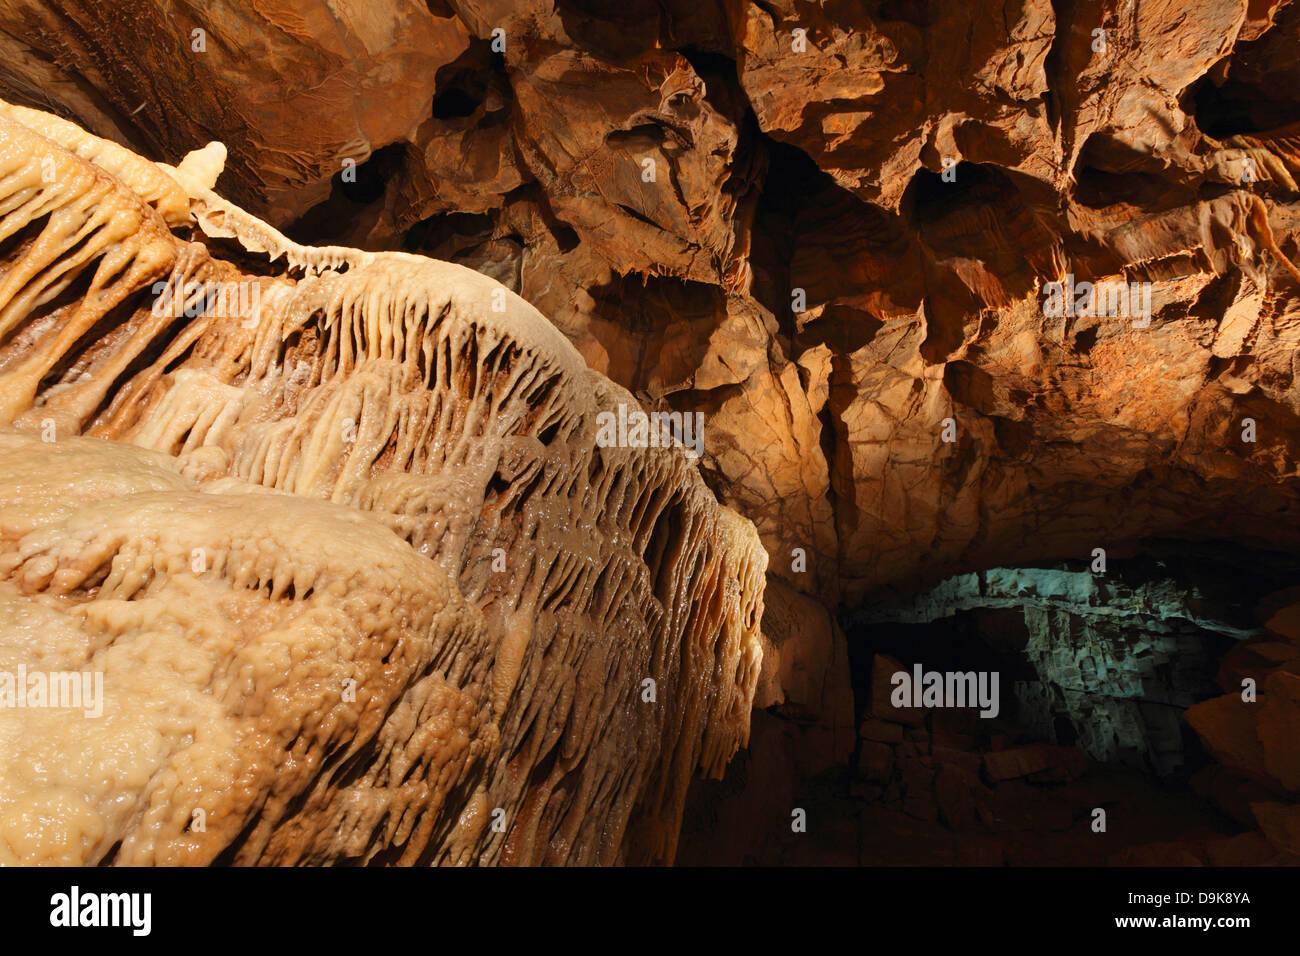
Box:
[0, 101, 765, 865]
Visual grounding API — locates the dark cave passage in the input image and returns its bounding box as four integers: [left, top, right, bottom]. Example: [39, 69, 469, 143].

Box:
[678, 549, 1299, 866]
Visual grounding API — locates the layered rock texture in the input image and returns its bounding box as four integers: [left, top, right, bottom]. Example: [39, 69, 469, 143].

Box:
[6, 0, 1300, 608]
[0, 100, 765, 865]
[1, 0, 1300, 865]
[861, 565, 1254, 775]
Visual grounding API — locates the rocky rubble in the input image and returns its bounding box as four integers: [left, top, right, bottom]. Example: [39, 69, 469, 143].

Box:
[680, 643, 1286, 865]
[1183, 592, 1300, 858]
[855, 652, 1094, 832]
[861, 564, 1248, 775]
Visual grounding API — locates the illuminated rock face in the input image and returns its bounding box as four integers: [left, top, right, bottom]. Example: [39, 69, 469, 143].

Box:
[0, 102, 765, 866]
[4, 0, 1300, 867]
[860, 566, 1254, 775]
[8, 1, 1300, 613]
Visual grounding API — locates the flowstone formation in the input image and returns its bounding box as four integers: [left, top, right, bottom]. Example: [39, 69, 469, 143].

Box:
[0, 101, 766, 865]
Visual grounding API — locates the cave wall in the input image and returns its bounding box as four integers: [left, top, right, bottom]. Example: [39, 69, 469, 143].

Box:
[7, 0, 1300, 613]
[1, 0, 1299, 865]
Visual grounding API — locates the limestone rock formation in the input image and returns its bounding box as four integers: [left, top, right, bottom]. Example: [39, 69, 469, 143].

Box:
[10, 1, 1300, 613]
[3, 0, 1300, 868]
[0, 0, 471, 223]
[861, 565, 1255, 775]
[0, 100, 765, 865]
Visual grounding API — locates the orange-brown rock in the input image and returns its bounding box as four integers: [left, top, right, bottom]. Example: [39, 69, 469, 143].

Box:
[3, 0, 1300, 869]
[870, 653, 925, 726]
[4, 1, 1300, 614]
[757, 576, 854, 771]
[982, 744, 1087, 783]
